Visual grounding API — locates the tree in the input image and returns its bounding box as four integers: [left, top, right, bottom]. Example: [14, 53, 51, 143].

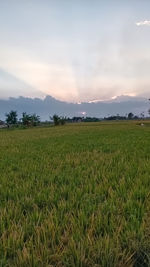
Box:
[50, 114, 66, 126]
[59, 116, 66, 125]
[128, 112, 134, 120]
[30, 113, 40, 126]
[52, 114, 60, 126]
[21, 112, 31, 126]
[140, 112, 145, 119]
[21, 112, 40, 126]
[5, 110, 18, 125]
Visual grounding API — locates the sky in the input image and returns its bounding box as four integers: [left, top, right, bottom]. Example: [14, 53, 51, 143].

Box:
[0, 0, 150, 102]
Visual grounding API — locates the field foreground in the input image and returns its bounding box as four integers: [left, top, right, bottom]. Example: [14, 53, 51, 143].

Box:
[0, 122, 150, 266]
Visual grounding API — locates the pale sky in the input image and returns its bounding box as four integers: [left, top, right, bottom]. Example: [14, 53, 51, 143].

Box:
[0, 0, 150, 102]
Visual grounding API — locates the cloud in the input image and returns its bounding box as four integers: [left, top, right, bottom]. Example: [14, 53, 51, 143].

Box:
[136, 20, 150, 26]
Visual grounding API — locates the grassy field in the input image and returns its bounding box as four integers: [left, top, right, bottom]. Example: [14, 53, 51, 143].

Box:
[0, 121, 150, 266]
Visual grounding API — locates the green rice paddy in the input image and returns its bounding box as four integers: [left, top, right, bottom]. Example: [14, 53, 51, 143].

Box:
[0, 122, 150, 266]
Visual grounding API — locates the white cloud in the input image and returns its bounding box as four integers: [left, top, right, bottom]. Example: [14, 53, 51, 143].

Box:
[136, 20, 150, 26]
[0, 45, 79, 102]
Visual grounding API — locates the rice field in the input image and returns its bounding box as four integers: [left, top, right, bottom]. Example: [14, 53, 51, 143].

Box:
[0, 121, 150, 266]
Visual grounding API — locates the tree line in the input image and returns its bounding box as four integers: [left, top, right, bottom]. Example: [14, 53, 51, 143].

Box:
[0, 111, 67, 127]
[0, 110, 149, 128]
[5, 111, 40, 127]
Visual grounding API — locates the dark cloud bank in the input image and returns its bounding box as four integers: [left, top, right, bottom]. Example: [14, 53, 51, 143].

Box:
[0, 95, 149, 121]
